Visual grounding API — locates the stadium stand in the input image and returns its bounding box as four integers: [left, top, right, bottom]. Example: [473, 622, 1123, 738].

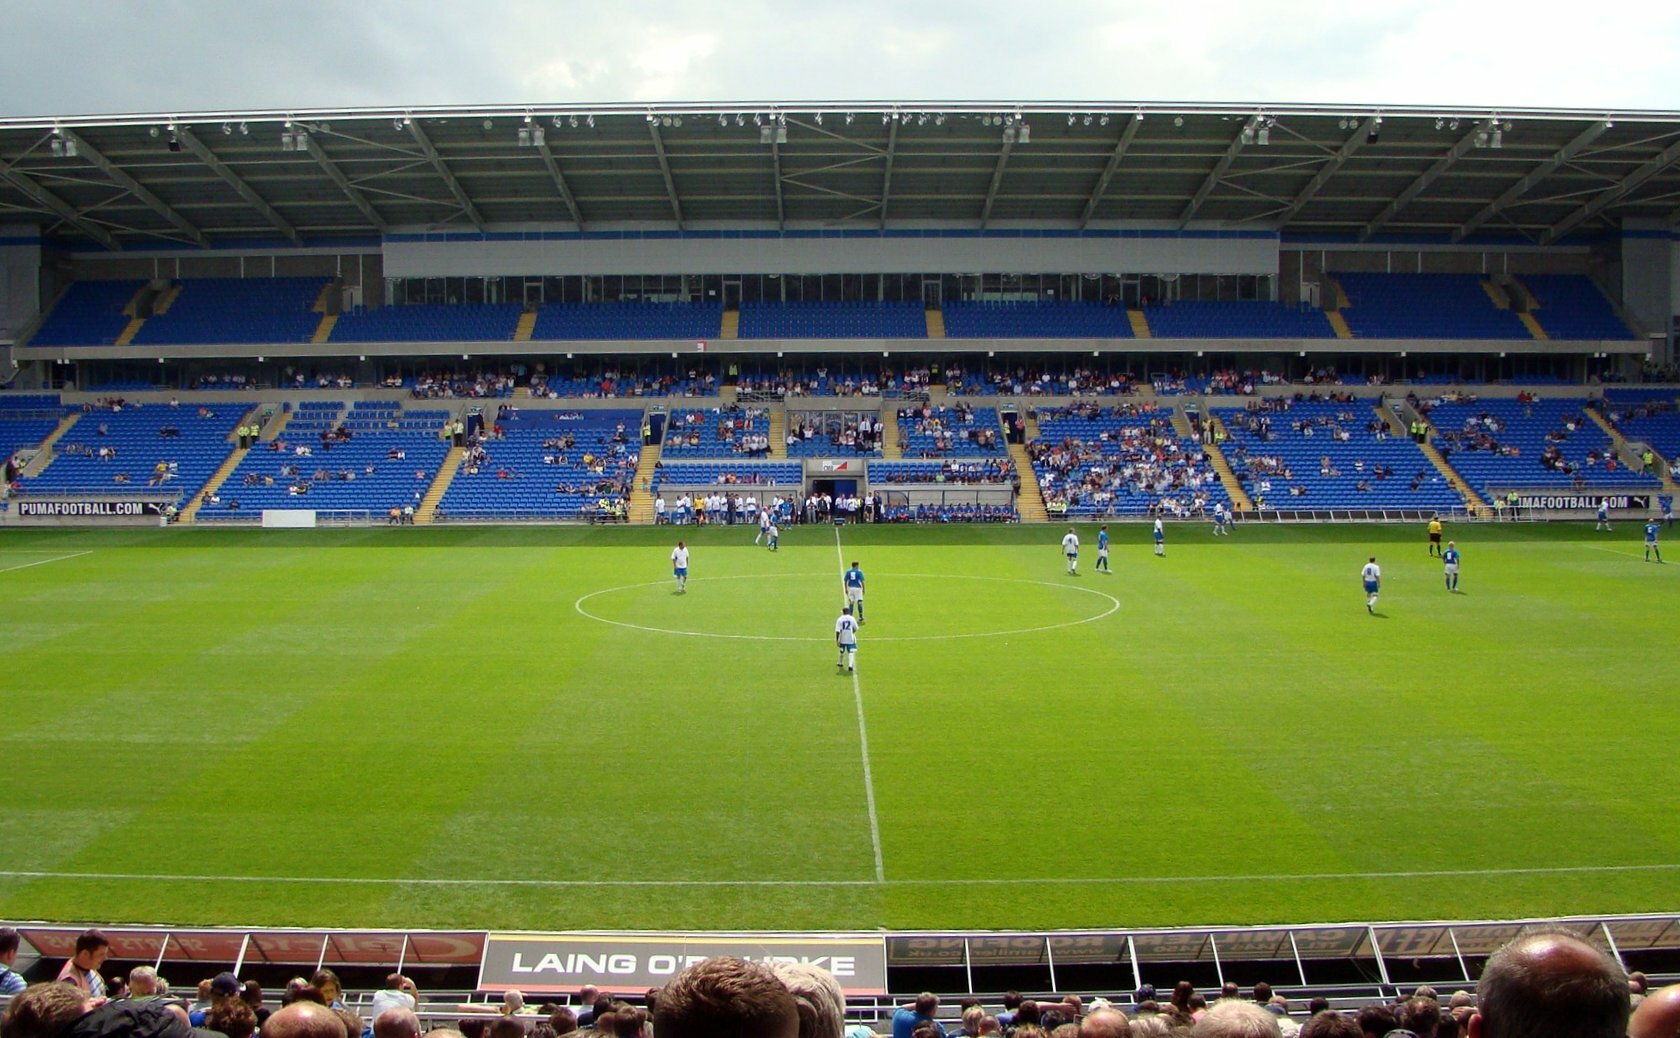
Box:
[949, 364, 1137, 396]
[1334, 273, 1531, 339]
[869, 460, 1013, 483]
[1600, 389, 1680, 461]
[738, 301, 926, 338]
[737, 364, 886, 397]
[1425, 396, 1660, 493]
[197, 403, 450, 521]
[131, 278, 326, 345]
[1213, 397, 1461, 510]
[650, 462, 803, 490]
[531, 301, 722, 340]
[940, 300, 1135, 338]
[1029, 403, 1228, 516]
[662, 406, 772, 457]
[1142, 299, 1336, 338]
[1520, 274, 1638, 340]
[330, 303, 522, 343]
[785, 411, 885, 457]
[437, 409, 641, 520]
[27, 280, 146, 346]
[19, 402, 239, 499]
[0, 395, 67, 468]
[897, 404, 1005, 457]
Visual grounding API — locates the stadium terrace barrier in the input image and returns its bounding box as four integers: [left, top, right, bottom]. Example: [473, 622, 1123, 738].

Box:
[1246, 507, 1474, 523]
[4, 914, 1679, 1005]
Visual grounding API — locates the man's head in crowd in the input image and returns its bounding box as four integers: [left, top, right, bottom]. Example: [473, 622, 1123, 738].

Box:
[375, 1009, 424, 1038]
[1468, 929, 1629, 1038]
[653, 957, 799, 1038]
[208, 999, 258, 1038]
[767, 961, 845, 1038]
[126, 967, 161, 998]
[1081, 1008, 1132, 1038]
[2, 983, 94, 1038]
[0, 929, 22, 971]
[1193, 1002, 1281, 1038]
[1299, 1010, 1362, 1038]
[264, 1002, 350, 1038]
[1629, 984, 1680, 1038]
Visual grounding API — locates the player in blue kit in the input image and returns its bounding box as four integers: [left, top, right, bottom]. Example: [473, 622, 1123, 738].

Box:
[844, 561, 867, 622]
[1441, 541, 1461, 591]
[1662, 494, 1674, 528]
[1647, 520, 1664, 563]
[1095, 526, 1110, 573]
[1361, 556, 1381, 614]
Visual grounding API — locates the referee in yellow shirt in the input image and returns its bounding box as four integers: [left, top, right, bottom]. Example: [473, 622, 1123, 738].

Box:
[1427, 514, 1444, 557]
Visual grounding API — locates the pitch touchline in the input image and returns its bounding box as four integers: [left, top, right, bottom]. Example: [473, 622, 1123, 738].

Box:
[835, 526, 886, 884]
[2, 863, 1677, 888]
[0, 550, 93, 575]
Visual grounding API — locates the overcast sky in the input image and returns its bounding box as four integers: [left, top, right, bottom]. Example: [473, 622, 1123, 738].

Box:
[8, 0, 1680, 118]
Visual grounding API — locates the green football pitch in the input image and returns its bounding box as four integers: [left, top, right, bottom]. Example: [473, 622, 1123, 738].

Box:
[0, 519, 1673, 934]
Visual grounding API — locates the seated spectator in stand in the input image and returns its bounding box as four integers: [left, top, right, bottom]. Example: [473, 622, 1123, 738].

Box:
[0, 928, 26, 996]
[1298, 1011, 1361, 1038]
[56, 929, 110, 998]
[1468, 929, 1628, 1038]
[767, 962, 846, 1038]
[371, 975, 421, 1025]
[1080, 1009, 1132, 1038]
[1629, 984, 1680, 1038]
[209, 1000, 259, 1038]
[894, 995, 946, 1038]
[265, 1001, 351, 1038]
[375, 1010, 424, 1038]
[1193, 1002, 1280, 1038]
[653, 958, 799, 1038]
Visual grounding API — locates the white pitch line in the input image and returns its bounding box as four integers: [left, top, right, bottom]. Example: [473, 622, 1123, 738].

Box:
[0, 550, 92, 575]
[836, 525, 886, 884]
[2, 862, 1678, 888]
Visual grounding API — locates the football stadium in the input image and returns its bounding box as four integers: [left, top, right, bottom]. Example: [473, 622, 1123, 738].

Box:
[1, 94, 1678, 1037]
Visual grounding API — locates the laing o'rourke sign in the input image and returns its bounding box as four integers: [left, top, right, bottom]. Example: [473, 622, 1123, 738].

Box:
[477, 934, 887, 995]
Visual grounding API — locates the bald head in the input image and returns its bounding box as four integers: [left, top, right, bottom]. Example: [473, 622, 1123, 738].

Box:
[264, 1001, 351, 1038]
[1470, 930, 1628, 1038]
[1081, 1008, 1133, 1038]
[1192, 1002, 1282, 1038]
[1630, 984, 1680, 1038]
[374, 1010, 423, 1038]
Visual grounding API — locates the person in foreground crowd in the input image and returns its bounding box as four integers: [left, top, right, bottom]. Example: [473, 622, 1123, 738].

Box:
[1468, 928, 1629, 1038]
[652, 957, 799, 1038]
[0, 928, 26, 996]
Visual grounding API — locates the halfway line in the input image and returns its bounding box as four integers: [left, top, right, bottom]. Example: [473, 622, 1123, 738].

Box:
[836, 524, 886, 884]
[2, 862, 1677, 888]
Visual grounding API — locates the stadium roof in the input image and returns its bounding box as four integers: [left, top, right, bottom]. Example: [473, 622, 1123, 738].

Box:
[2, 101, 1679, 251]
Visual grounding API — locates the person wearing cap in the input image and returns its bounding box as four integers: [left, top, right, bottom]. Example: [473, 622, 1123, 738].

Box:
[190, 973, 243, 1027]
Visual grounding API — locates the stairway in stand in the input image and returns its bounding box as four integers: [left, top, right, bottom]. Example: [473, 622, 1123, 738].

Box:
[415, 447, 465, 524]
[629, 442, 662, 523]
[1199, 420, 1255, 513]
[1406, 408, 1492, 517]
[1007, 444, 1049, 523]
[1583, 407, 1673, 488]
[769, 407, 787, 459]
[881, 407, 903, 460]
[179, 447, 249, 523]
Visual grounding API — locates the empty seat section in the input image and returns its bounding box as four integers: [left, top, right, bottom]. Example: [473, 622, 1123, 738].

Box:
[438, 409, 642, 520]
[532, 302, 723, 340]
[738, 301, 927, 338]
[1335, 273, 1530, 339]
[651, 462, 803, 491]
[28, 281, 146, 346]
[1214, 399, 1460, 510]
[1521, 275, 1638, 340]
[1602, 390, 1680, 460]
[1428, 398, 1659, 494]
[1142, 300, 1335, 338]
[21, 403, 238, 500]
[1030, 404, 1228, 516]
[330, 303, 522, 343]
[0, 396, 68, 462]
[941, 301, 1135, 338]
[133, 278, 328, 345]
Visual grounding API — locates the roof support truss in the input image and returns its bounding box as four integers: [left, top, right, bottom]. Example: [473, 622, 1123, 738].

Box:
[1541, 134, 1680, 244]
[1178, 120, 1254, 228]
[1078, 114, 1142, 228]
[175, 127, 301, 245]
[979, 129, 1016, 228]
[1453, 121, 1610, 242]
[1360, 120, 1491, 241]
[0, 159, 119, 250]
[59, 129, 208, 247]
[303, 135, 387, 232]
[770, 135, 786, 230]
[647, 120, 684, 228]
[405, 120, 486, 231]
[879, 120, 899, 228]
[533, 139, 584, 228]
[1274, 117, 1378, 226]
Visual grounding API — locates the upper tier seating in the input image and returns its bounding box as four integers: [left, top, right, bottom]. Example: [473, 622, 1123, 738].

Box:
[941, 301, 1135, 338]
[738, 301, 926, 338]
[132, 278, 326, 345]
[28, 281, 146, 346]
[1142, 300, 1336, 339]
[869, 460, 1014, 483]
[1335, 273, 1531, 340]
[1600, 390, 1680, 463]
[438, 409, 641, 520]
[22, 403, 239, 499]
[737, 365, 884, 398]
[650, 462, 803, 490]
[1214, 398, 1461, 510]
[1427, 397, 1659, 492]
[330, 303, 522, 343]
[662, 407, 772, 458]
[196, 410, 450, 521]
[897, 405, 1005, 458]
[532, 302, 723, 340]
[1521, 275, 1638, 340]
[1030, 404, 1227, 517]
[950, 366, 1137, 396]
